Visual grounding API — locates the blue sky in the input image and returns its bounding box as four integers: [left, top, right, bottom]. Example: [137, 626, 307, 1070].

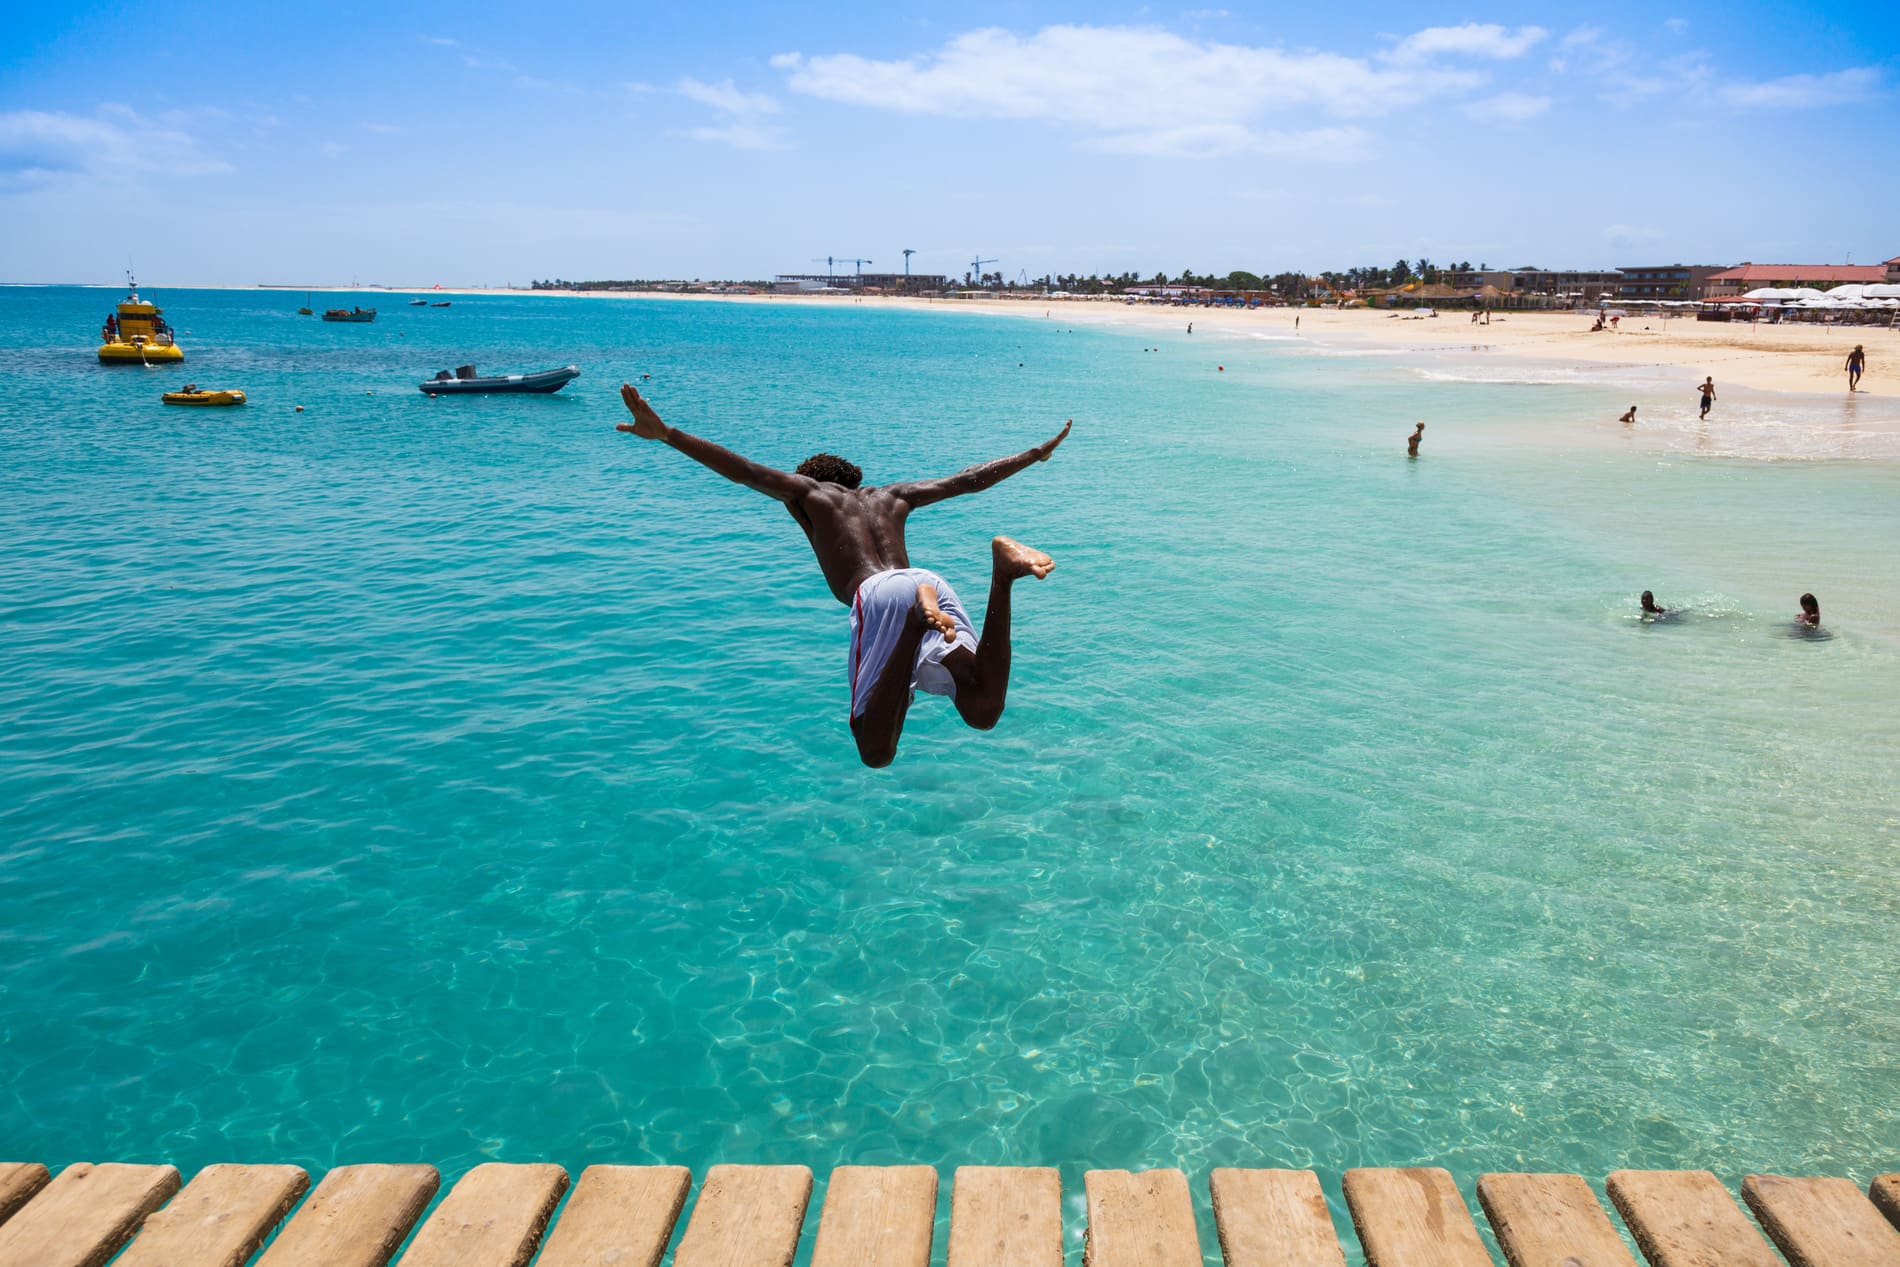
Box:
[3, 1, 1895, 285]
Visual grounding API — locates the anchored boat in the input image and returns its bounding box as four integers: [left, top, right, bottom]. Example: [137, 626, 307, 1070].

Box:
[322, 307, 377, 323]
[419, 364, 580, 396]
[98, 274, 184, 363]
[162, 386, 247, 407]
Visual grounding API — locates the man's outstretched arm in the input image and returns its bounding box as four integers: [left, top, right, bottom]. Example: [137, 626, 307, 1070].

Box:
[616, 383, 813, 502]
[890, 420, 1071, 509]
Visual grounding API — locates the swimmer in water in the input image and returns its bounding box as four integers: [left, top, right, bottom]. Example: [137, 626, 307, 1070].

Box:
[1619, 405, 1637, 424]
[1407, 422, 1424, 457]
[1641, 590, 1668, 617]
[1797, 593, 1820, 626]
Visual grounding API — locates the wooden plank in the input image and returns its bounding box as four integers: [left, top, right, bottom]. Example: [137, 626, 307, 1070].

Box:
[0, 1161, 181, 1267]
[1342, 1168, 1490, 1267]
[1742, 1174, 1900, 1267]
[946, 1166, 1063, 1267]
[533, 1165, 691, 1267]
[1208, 1168, 1347, 1267]
[0, 1166, 49, 1229]
[396, 1163, 568, 1267]
[809, 1165, 937, 1267]
[1083, 1169, 1199, 1267]
[1476, 1173, 1636, 1267]
[1604, 1170, 1780, 1267]
[1872, 1175, 1900, 1232]
[672, 1164, 812, 1267]
[254, 1163, 438, 1267]
[116, 1164, 309, 1267]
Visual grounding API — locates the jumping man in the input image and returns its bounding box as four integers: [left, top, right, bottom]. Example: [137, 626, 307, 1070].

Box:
[616, 384, 1069, 768]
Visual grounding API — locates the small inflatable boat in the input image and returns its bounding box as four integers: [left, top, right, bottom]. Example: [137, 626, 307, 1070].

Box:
[162, 388, 247, 407]
[419, 364, 579, 396]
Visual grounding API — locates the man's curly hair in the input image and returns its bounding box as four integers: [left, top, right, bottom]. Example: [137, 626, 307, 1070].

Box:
[796, 452, 863, 488]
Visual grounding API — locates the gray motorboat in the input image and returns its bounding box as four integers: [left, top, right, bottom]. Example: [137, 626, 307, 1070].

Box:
[419, 364, 580, 395]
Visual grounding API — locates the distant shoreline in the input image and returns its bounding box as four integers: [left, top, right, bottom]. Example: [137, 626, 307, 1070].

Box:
[21, 279, 1893, 400]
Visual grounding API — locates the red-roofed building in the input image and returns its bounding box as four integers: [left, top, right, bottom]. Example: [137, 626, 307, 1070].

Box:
[1888, 256, 1900, 282]
[1705, 262, 1888, 297]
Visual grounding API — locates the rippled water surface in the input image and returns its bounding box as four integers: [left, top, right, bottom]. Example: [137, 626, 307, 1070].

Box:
[3, 289, 1896, 1218]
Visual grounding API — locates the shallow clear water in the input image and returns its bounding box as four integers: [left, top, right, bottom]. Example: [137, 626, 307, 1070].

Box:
[2, 289, 1895, 1239]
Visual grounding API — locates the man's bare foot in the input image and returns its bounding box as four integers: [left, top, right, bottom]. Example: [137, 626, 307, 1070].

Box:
[915, 584, 958, 642]
[993, 535, 1056, 580]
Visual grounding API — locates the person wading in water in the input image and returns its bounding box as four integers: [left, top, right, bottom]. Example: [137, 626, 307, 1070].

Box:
[616, 384, 1069, 767]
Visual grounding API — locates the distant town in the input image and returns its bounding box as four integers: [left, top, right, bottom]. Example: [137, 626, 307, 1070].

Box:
[530, 255, 1900, 310]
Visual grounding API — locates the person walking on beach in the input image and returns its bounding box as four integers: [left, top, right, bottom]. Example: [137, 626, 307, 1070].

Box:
[614, 384, 1069, 768]
[1846, 345, 1866, 391]
[1698, 376, 1717, 419]
[1407, 422, 1425, 457]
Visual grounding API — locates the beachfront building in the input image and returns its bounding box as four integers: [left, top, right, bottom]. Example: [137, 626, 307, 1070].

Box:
[773, 272, 949, 294]
[1887, 256, 1900, 282]
[1505, 269, 1624, 300]
[1450, 269, 1516, 291]
[1703, 263, 1888, 297]
[1124, 285, 1213, 299]
[1616, 265, 1725, 301]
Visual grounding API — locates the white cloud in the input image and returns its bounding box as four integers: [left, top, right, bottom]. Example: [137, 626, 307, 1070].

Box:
[318, 140, 348, 157]
[1383, 23, 1547, 65]
[774, 24, 1495, 159]
[678, 77, 781, 116]
[1603, 224, 1664, 245]
[1464, 92, 1550, 123]
[426, 36, 459, 47]
[1664, 18, 1688, 33]
[676, 77, 788, 150]
[1722, 67, 1881, 109]
[363, 122, 403, 135]
[0, 104, 231, 192]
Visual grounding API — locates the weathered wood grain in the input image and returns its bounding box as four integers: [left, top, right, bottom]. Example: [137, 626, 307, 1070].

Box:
[395, 1162, 567, 1267]
[1604, 1170, 1779, 1267]
[1742, 1173, 1900, 1267]
[1476, 1173, 1635, 1267]
[1342, 1167, 1490, 1267]
[672, 1164, 813, 1267]
[0, 1166, 49, 1230]
[946, 1166, 1063, 1267]
[0, 1161, 181, 1267]
[253, 1163, 438, 1267]
[808, 1165, 937, 1267]
[115, 1164, 309, 1267]
[1208, 1168, 1347, 1267]
[532, 1164, 691, 1267]
[1083, 1169, 1200, 1267]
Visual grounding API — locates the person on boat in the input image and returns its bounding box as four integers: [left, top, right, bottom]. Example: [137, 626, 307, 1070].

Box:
[615, 383, 1069, 768]
[104, 313, 118, 339]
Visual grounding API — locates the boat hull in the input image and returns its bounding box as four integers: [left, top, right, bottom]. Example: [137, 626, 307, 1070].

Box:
[419, 365, 580, 396]
[162, 390, 246, 406]
[100, 341, 185, 363]
[322, 309, 377, 323]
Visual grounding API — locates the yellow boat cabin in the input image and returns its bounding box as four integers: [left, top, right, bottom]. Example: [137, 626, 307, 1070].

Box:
[99, 275, 184, 363]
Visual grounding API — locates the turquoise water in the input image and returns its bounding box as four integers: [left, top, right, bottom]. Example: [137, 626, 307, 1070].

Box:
[2, 290, 1896, 1229]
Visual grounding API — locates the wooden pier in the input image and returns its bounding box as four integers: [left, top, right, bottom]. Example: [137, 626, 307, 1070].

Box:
[0, 1159, 1895, 1267]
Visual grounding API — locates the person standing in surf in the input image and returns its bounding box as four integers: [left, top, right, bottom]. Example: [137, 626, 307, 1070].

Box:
[615, 384, 1069, 768]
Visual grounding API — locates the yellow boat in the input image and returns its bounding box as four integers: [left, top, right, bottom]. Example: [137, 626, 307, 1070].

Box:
[98, 273, 184, 363]
[162, 387, 246, 407]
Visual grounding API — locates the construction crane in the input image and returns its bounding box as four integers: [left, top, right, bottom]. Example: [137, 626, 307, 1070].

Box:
[902, 248, 916, 276]
[825, 257, 873, 280]
[969, 255, 998, 287]
[810, 256, 837, 279]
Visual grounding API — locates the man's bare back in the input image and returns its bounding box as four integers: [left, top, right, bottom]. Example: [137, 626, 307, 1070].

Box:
[616, 383, 1069, 766]
[618, 383, 1067, 604]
